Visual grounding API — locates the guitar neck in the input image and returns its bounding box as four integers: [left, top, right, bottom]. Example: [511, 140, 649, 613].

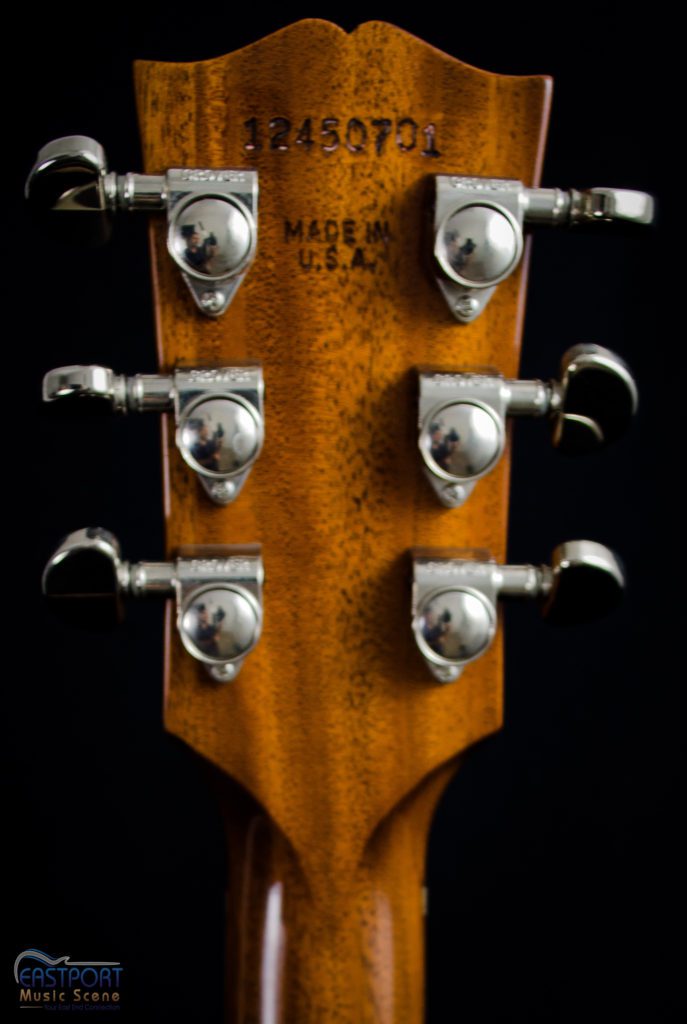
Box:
[215, 760, 458, 1022]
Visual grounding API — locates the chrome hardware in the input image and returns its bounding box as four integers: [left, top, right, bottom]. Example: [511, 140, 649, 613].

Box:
[433, 176, 654, 322]
[43, 527, 263, 682]
[43, 364, 264, 506]
[418, 344, 637, 508]
[412, 541, 624, 683]
[26, 136, 258, 317]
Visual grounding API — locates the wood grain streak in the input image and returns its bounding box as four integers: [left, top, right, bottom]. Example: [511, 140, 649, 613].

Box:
[135, 20, 550, 1021]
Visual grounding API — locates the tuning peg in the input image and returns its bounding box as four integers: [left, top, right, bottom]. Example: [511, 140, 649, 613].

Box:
[43, 527, 264, 682]
[412, 540, 624, 682]
[42, 364, 264, 506]
[432, 175, 655, 322]
[418, 343, 637, 508]
[26, 135, 258, 317]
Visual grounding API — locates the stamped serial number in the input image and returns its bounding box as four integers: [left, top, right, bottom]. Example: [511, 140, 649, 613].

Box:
[243, 117, 440, 156]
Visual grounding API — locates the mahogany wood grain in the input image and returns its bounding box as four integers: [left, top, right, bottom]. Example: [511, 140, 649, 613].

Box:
[135, 20, 550, 1021]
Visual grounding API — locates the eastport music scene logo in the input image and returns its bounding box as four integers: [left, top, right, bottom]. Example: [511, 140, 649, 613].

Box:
[14, 949, 123, 1011]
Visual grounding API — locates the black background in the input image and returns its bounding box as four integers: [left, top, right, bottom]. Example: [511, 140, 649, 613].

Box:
[6, 4, 680, 1022]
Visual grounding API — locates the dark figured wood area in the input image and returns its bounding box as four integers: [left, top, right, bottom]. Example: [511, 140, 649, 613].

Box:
[135, 20, 550, 1022]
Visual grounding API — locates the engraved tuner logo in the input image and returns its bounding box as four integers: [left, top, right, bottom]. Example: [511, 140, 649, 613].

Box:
[14, 948, 123, 1010]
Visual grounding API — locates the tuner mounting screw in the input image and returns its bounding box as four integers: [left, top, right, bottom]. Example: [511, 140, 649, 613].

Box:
[442, 483, 469, 507]
[201, 290, 225, 314]
[453, 296, 479, 318]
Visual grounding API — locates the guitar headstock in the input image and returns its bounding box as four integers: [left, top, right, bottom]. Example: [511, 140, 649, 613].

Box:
[19, 15, 663, 1023]
[130, 19, 551, 875]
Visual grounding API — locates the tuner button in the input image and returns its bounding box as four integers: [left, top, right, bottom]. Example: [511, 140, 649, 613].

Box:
[42, 364, 126, 417]
[541, 540, 625, 625]
[25, 135, 114, 245]
[553, 344, 639, 454]
[570, 188, 655, 226]
[42, 527, 126, 628]
[434, 203, 522, 287]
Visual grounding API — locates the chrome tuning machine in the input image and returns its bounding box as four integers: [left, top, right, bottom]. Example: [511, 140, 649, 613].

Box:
[43, 364, 264, 506]
[43, 527, 263, 682]
[412, 541, 624, 683]
[418, 344, 637, 508]
[25, 135, 258, 317]
[433, 175, 654, 322]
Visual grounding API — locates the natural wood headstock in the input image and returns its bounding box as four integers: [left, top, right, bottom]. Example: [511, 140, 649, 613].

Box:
[135, 19, 550, 1020]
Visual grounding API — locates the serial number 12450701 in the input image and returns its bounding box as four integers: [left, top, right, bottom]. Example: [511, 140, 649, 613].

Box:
[243, 117, 440, 156]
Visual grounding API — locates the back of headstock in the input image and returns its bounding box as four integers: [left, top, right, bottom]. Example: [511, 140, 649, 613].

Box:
[133, 20, 549, 1020]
